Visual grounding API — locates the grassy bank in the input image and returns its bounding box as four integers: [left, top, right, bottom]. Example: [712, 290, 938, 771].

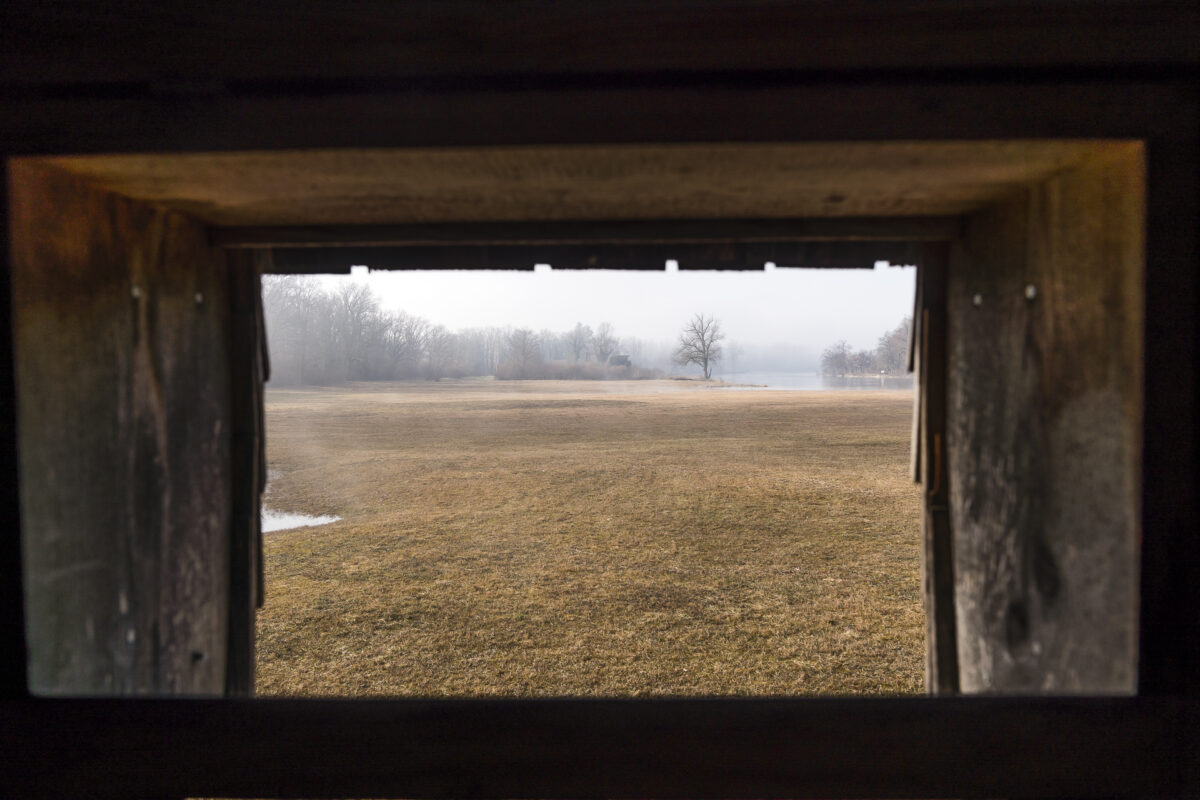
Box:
[256, 380, 923, 696]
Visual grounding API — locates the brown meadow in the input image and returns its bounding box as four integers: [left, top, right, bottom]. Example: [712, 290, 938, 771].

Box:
[256, 380, 923, 696]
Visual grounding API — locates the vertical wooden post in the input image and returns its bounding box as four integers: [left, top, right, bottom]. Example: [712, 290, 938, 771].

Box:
[918, 242, 959, 695]
[12, 160, 234, 695]
[946, 150, 1142, 693]
[909, 265, 923, 484]
[225, 250, 266, 696]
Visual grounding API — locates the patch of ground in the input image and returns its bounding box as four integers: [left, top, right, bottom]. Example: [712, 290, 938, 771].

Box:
[256, 380, 923, 696]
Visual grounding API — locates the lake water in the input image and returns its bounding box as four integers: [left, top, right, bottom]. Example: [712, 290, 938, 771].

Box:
[262, 509, 341, 533]
[712, 371, 914, 391]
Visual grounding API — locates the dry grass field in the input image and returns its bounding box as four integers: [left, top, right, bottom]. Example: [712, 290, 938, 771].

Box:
[256, 379, 923, 696]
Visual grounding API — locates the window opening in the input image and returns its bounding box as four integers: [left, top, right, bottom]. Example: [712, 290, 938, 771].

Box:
[255, 262, 922, 696]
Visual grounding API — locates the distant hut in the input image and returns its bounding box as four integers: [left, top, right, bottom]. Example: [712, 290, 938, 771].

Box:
[608, 354, 632, 367]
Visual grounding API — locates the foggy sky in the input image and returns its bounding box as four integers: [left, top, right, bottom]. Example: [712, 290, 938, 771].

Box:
[318, 262, 914, 356]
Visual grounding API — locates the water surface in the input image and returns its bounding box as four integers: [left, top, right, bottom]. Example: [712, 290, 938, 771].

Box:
[262, 509, 341, 533]
[715, 371, 913, 391]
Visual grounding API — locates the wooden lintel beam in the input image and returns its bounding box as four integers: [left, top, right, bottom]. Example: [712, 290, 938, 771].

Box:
[267, 241, 923, 273]
[215, 217, 961, 249]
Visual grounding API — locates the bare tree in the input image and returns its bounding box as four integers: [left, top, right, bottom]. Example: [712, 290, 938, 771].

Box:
[504, 328, 542, 378]
[481, 326, 505, 374]
[850, 349, 875, 375]
[384, 311, 430, 378]
[875, 316, 912, 374]
[591, 322, 618, 364]
[673, 313, 724, 379]
[333, 282, 380, 379]
[567, 322, 593, 362]
[424, 325, 457, 380]
[262, 275, 322, 384]
[820, 340, 852, 376]
[538, 328, 567, 361]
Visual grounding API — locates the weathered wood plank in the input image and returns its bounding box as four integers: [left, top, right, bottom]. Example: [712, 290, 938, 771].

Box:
[2, 82, 1187, 158]
[37, 143, 1110, 227]
[224, 250, 264, 697]
[919, 243, 959, 695]
[214, 217, 961, 248]
[10, 160, 232, 695]
[0, 1, 1195, 88]
[947, 147, 1143, 693]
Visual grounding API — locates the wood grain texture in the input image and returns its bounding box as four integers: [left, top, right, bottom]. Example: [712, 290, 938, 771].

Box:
[0, 696, 1191, 799]
[947, 147, 1143, 693]
[1, 83, 1184, 158]
[40, 142, 1111, 226]
[0, 1, 1195, 87]
[10, 160, 232, 695]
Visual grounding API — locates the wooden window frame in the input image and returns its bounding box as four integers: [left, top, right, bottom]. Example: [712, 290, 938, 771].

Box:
[1, 73, 1197, 798]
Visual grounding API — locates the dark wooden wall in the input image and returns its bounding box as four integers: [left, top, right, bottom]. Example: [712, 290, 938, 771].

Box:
[9, 160, 234, 694]
[948, 147, 1144, 692]
[0, 1, 1197, 797]
[2, 1, 1195, 84]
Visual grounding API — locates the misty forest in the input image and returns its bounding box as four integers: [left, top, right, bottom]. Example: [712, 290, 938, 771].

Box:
[262, 275, 912, 384]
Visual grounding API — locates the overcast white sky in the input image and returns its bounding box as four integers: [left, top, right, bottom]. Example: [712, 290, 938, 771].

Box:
[318, 262, 914, 355]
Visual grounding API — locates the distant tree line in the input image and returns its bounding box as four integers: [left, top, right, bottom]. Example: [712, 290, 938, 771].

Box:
[262, 277, 662, 385]
[819, 317, 913, 377]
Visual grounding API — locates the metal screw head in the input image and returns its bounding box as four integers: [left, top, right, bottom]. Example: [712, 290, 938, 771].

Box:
[972, 293, 983, 307]
[1024, 284, 1038, 301]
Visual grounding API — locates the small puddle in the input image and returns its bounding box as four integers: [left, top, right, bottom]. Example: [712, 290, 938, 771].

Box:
[262, 470, 340, 532]
[261, 509, 341, 533]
